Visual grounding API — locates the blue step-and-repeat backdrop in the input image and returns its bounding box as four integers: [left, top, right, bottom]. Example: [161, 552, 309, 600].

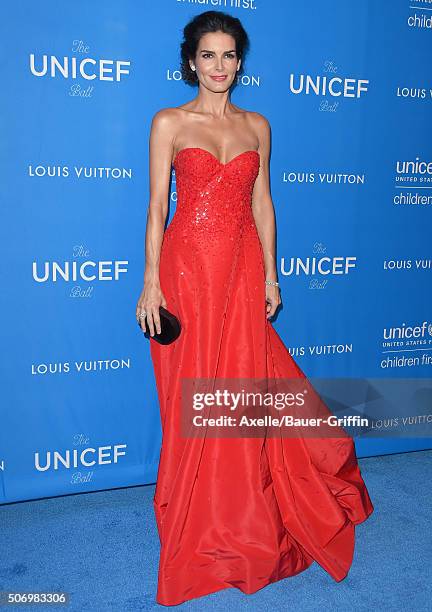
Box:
[1, 1, 431, 504]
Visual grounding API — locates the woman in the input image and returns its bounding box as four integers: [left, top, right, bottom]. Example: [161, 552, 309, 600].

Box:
[136, 10, 374, 607]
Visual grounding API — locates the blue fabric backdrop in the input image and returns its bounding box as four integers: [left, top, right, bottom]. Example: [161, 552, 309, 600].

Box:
[1, 0, 431, 503]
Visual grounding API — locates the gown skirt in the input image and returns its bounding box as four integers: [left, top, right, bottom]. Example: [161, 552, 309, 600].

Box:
[149, 147, 374, 606]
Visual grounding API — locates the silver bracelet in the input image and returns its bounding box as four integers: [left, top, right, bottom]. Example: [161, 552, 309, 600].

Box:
[265, 280, 279, 287]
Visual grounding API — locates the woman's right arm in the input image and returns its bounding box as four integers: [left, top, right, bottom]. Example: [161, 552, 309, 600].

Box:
[136, 109, 175, 336]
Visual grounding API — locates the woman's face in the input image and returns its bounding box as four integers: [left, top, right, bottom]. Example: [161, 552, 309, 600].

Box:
[191, 31, 240, 90]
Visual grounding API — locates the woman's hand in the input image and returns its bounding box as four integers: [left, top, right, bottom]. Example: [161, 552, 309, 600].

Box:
[265, 284, 281, 320]
[136, 282, 167, 336]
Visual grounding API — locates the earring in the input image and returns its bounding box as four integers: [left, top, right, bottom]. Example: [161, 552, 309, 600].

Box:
[191, 66, 196, 71]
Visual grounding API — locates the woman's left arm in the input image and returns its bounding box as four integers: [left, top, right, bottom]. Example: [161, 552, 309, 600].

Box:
[250, 113, 281, 319]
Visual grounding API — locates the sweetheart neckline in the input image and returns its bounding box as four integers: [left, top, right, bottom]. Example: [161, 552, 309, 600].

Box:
[173, 147, 260, 167]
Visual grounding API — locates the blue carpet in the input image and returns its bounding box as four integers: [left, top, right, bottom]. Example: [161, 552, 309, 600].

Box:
[1, 450, 431, 611]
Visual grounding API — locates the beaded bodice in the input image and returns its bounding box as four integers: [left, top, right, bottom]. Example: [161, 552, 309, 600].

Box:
[165, 147, 260, 242]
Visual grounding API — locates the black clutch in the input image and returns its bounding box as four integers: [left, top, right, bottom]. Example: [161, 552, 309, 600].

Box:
[141, 306, 181, 345]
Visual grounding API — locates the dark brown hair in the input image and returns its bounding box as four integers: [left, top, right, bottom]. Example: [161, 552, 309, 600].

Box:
[180, 10, 250, 86]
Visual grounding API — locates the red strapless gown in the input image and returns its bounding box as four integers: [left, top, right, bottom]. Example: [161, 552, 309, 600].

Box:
[149, 147, 374, 606]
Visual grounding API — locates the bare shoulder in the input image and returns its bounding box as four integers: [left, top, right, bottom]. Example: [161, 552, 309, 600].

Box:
[242, 111, 271, 155]
[149, 107, 188, 151]
[246, 110, 271, 136]
[150, 107, 181, 129]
